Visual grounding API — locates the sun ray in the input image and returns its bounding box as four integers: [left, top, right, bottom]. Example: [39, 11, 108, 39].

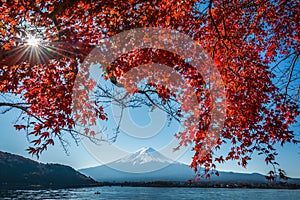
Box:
[3, 35, 80, 66]
[26, 36, 40, 47]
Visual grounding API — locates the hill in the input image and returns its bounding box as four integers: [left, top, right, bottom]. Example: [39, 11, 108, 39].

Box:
[0, 151, 99, 190]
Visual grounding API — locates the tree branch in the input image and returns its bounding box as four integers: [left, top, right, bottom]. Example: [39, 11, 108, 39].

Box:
[284, 53, 299, 101]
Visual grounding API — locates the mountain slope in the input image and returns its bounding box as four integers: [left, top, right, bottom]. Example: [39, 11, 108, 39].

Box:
[107, 147, 175, 173]
[0, 151, 98, 189]
[114, 147, 173, 165]
[80, 147, 300, 184]
[80, 147, 193, 181]
[80, 162, 194, 182]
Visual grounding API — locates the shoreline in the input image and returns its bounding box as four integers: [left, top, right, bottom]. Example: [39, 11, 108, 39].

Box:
[1, 181, 300, 191]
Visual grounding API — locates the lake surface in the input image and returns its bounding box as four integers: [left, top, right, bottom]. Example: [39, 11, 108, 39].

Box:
[1, 186, 300, 200]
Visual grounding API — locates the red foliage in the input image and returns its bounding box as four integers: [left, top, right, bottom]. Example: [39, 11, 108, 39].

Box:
[0, 0, 299, 180]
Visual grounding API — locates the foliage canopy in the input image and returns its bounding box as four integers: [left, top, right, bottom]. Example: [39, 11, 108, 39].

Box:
[0, 0, 299, 180]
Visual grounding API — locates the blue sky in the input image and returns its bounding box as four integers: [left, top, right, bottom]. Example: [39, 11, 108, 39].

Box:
[1, 59, 299, 178]
[1, 96, 299, 178]
[1, 54, 299, 178]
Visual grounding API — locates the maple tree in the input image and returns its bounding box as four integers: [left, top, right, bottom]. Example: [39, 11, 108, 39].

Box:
[0, 0, 299, 181]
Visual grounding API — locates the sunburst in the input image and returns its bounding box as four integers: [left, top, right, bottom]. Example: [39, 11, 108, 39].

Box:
[3, 31, 73, 66]
[26, 36, 40, 47]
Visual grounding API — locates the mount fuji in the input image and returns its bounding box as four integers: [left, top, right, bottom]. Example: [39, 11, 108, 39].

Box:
[107, 147, 176, 173]
[79, 147, 300, 183]
[79, 147, 195, 182]
[114, 147, 173, 165]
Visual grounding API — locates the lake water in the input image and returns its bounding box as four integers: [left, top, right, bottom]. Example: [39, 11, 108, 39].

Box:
[1, 186, 300, 200]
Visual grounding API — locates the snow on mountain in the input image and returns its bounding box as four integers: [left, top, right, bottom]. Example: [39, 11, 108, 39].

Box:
[114, 147, 174, 166]
[79, 147, 195, 181]
[80, 147, 297, 183]
[106, 147, 176, 173]
[80, 148, 300, 183]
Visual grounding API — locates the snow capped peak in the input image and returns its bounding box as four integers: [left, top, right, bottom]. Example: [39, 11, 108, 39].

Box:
[136, 147, 156, 154]
[113, 147, 174, 166]
[105, 147, 180, 173]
